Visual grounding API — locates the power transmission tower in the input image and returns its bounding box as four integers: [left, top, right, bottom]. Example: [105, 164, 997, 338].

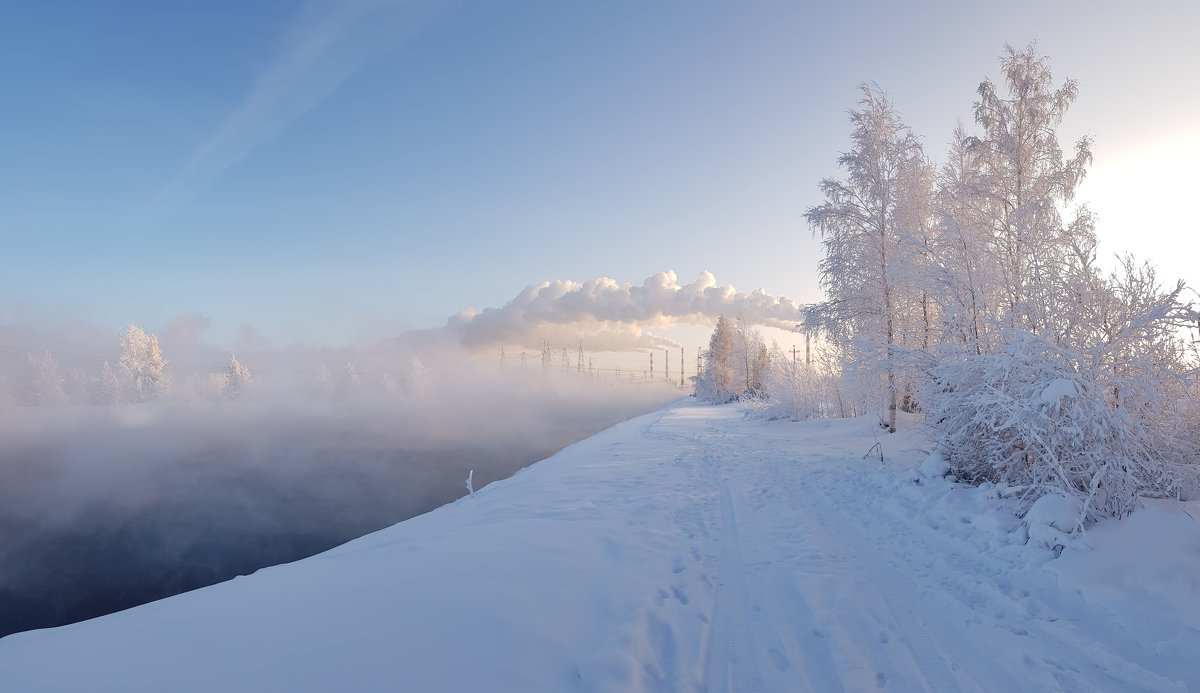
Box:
[561, 347, 569, 372]
[664, 349, 669, 382]
[577, 342, 584, 374]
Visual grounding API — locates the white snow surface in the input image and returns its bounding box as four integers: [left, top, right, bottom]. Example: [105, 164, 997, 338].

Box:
[1025, 492, 1085, 550]
[2, 399, 1197, 692]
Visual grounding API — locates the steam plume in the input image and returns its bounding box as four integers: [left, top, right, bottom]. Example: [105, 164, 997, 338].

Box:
[446, 270, 804, 351]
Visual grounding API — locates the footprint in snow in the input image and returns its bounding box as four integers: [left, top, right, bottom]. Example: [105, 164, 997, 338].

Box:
[767, 648, 790, 671]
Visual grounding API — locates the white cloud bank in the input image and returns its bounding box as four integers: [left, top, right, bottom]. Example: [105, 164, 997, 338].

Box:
[446, 270, 806, 352]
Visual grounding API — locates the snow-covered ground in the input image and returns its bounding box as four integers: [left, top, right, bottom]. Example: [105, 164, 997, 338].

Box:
[2, 399, 1197, 692]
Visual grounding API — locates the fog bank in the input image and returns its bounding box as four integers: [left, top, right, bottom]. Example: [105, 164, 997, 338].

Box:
[0, 357, 681, 637]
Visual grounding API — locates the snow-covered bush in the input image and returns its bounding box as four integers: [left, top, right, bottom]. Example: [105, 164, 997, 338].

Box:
[1024, 492, 1084, 550]
[750, 345, 850, 420]
[928, 330, 1199, 522]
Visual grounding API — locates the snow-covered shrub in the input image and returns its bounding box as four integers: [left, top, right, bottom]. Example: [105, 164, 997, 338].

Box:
[919, 449, 950, 479]
[1024, 492, 1084, 550]
[840, 337, 931, 427]
[750, 345, 849, 420]
[928, 329, 1199, 522]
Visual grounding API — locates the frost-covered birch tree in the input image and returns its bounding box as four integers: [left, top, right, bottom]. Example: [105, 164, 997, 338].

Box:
[932, 122, 1003, 354]
[965, 43, 1092, 337]
[805, 83, 933, 432]
[924, 45, 1200, 520]
[695, 315, 737, 401]
[119, 324, 168, 402]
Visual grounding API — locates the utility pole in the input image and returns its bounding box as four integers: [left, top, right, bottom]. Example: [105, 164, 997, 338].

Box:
[792, 345, 798, 368]
[650, 351, 654, 380]
[806, 332, 811, 367]
[664, 349, 669, 382]
[680, 346, 684, 387]
[500, 343, 506, 362]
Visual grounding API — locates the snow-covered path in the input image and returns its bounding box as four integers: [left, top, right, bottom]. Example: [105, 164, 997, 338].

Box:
[2, 399, 1196, 692]
[657, 405, 1193, 692]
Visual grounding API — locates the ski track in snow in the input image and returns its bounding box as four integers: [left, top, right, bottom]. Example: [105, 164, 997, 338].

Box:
[631, 403, 1185, 693]
[1, 399, 1193, 692]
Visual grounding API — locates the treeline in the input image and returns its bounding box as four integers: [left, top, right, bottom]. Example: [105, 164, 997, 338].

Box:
[5, 324, 251, 405]
[0, 323, 434, 406]
[698, 44, 1199, 522]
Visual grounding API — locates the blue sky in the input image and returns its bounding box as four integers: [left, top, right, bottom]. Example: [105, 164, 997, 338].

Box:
[2, 0, 1197, 349]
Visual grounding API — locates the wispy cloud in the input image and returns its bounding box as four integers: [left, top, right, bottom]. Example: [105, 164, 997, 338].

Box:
[149, 0, 429, 210]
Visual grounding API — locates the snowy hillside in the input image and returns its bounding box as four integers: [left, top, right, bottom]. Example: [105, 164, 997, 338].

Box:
[2, 400, 1197, 692]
